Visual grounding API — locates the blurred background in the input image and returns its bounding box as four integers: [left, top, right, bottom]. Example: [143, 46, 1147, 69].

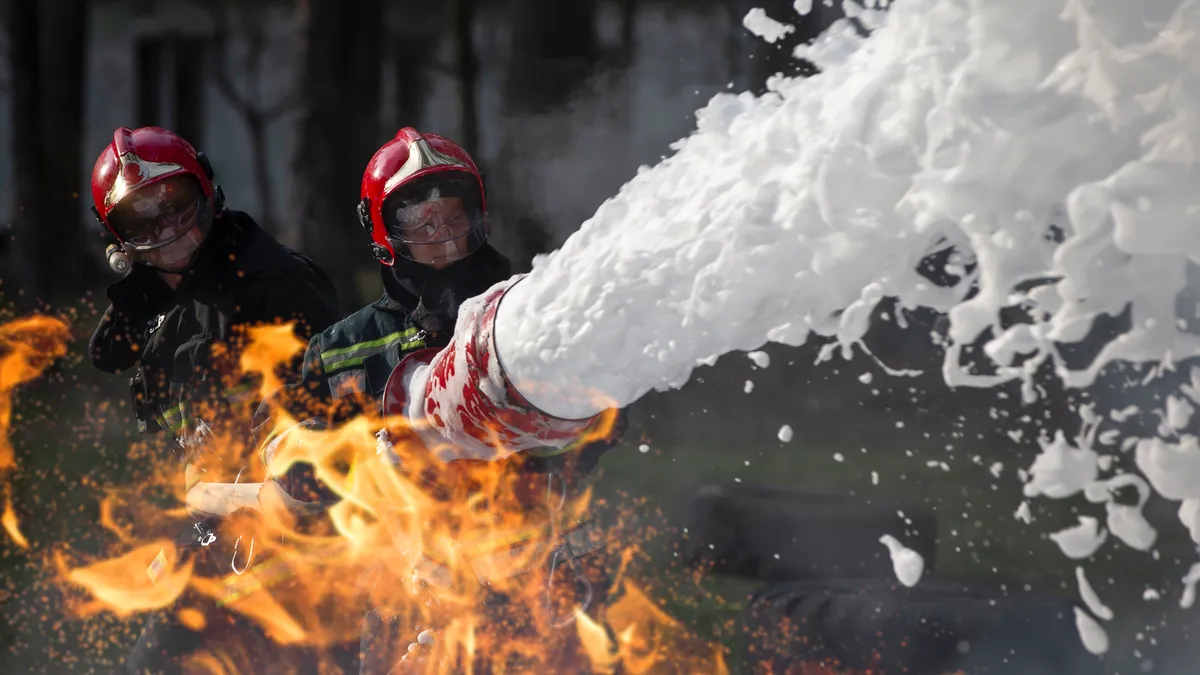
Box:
[0, 1, 1197, 673]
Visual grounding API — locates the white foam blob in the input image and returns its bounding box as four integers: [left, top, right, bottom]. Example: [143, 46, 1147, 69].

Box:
[1076, 566, 1114, 621]
[1075, 608, 1109, 656]
[1023, 433, 1099, 500]
[879, 534, 924, 587]
[1014, 500, 1033, 524]
[778, 424, 795, 442]
[743, 8, 796, 44]
[1180, 563, 1200, 609]
[1050, 517, 1107, 559]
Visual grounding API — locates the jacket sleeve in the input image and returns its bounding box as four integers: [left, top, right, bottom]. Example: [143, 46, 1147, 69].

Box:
[247, 262, 341, 343]
[88, 277, 152, 374]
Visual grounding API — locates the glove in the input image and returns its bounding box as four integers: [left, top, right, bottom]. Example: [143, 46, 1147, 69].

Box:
[104, 273, 154, 320]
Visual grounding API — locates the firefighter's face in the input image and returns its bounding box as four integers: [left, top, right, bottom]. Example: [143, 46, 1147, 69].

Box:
[396, 197, 474, 269]
[110, 175, 212, 272]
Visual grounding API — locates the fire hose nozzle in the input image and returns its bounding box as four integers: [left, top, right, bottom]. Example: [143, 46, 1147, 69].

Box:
[383, 278, 605, 462]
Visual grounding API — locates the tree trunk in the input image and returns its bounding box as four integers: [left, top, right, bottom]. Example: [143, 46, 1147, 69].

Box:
[394, 39, 428, 130]
[173, 36, 206, 148]
[453, 0, 479, 156]
[246, 111, 275, 232]
[134, 38, 162, 128]
[37, 0, 94, 300]
[618, 0, 636, 67]
[291, 0, 384, 308]
[503, 0, 598, 113]
[489, 0, 599, 269]
[4, 0, 45, 309]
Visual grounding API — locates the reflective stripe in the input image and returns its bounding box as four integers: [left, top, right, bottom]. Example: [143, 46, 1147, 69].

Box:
[216, 557, 294, 607]
[158, 381, 260, 437]
[222, 381, 259, 406]
[162, 401, 192, 434]
[320, 328, 425, 374]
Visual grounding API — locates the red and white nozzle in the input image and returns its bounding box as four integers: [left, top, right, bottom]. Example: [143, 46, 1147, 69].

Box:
[383, 277, 613, 462]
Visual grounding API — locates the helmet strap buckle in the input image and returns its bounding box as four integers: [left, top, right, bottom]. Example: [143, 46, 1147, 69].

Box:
[370, 242, 394, 265]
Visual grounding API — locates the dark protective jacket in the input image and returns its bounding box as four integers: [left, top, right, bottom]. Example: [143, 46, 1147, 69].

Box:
[89, 210, 341, 443]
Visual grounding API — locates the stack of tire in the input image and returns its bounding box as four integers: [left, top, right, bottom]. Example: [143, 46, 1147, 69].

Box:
[676, 482, 1102, 674]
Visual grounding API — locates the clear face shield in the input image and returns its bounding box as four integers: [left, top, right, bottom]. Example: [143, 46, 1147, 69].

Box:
[108, 175, 213, 272]
[383, 172, 487, 269]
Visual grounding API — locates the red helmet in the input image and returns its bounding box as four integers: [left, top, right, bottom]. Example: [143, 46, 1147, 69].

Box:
[90, 126, 223, 244]
[359, 127, 489, 266]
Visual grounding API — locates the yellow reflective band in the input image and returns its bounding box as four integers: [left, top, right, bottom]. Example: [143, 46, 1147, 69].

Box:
[319, 328, 425, 374]
[223, 381, 258, 406]
[216, 557, 294, 607]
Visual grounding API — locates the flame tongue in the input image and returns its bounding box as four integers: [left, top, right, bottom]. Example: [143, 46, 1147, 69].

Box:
[0, 315, 70, 550]
[60, 541, 194, 616]
[0, 315, 730, 672]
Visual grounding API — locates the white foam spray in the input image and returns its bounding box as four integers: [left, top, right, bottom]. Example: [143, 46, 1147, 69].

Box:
[494, 0, 1200, 421]
[473, 0, 1200, 657]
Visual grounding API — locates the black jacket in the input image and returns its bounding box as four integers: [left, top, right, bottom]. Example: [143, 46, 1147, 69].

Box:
[90, 210, 340, 441]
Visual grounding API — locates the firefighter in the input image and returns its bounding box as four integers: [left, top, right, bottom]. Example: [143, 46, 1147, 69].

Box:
[257, 127, 624, 673]
[87, 126, 342, 674]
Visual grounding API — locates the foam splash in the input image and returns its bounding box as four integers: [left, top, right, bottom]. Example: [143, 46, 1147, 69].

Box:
[484, 0, 1200, 657]
[1050, 516, 1107, 559]
[495, 0, 1200, 420]
[879, 533, 924, 587]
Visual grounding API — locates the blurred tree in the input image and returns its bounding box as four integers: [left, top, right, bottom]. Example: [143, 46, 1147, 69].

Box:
[503, 0, 599, 113]
[618, 0, 637, 67]
[453, 0, 479, 155]
[4, 0, 45, 308]
[2, 0, 93, 309]
[193, 0, 300, 234]
[388, 2, 439, 131]
[133, 33, 206, 148]
[290, 0, 384, 307]
[487, 0, 602, 270]
[133, 38, 162, 128]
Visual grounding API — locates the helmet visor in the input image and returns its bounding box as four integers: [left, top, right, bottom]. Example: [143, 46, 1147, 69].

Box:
[382, 172, 487, 266]
[108, 175, 206, 250]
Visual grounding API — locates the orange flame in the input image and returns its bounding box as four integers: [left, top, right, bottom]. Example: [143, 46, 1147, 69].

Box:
[0, 315, 71, 472]
[0, 317, 733, 673]
[2, 490, 28, 548]
[59, 541, 194, 617]
[0, 315, 71, 550]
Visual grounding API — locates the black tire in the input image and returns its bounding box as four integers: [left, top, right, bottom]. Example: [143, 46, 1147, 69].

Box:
[675, 482, 938, 583]
[740, 579, 1102, 675]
